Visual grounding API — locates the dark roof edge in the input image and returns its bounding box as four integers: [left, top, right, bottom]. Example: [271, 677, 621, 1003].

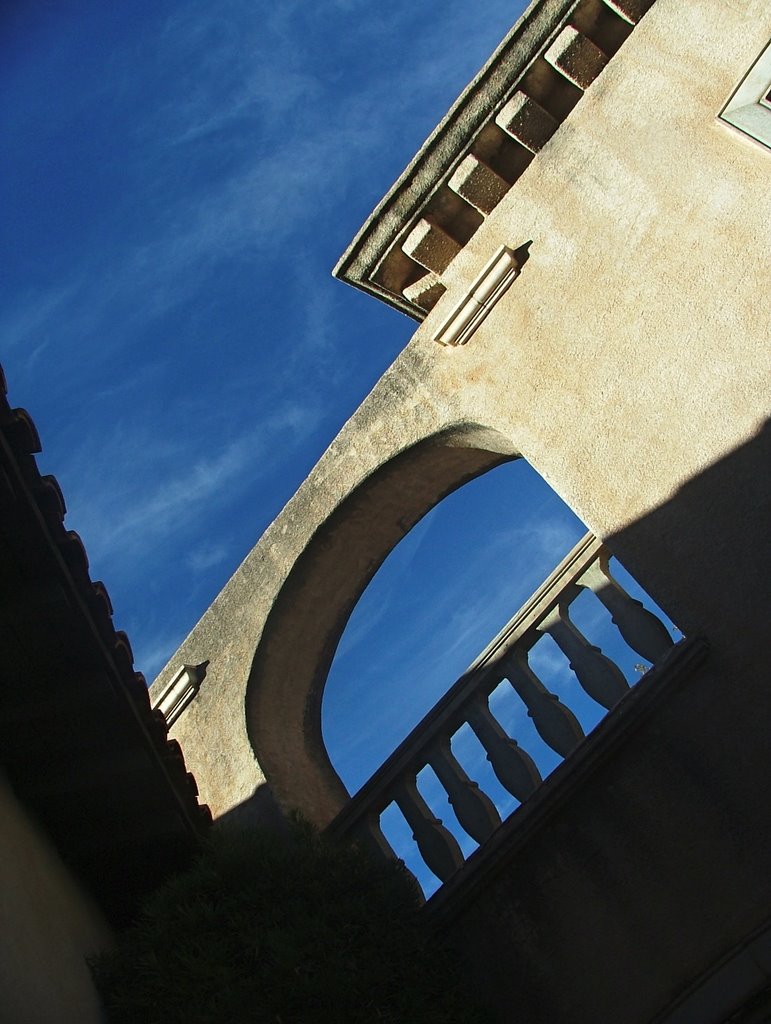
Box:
[0, 364, 211, 920]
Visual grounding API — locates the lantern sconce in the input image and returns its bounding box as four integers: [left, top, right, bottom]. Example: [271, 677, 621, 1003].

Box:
[434, 242, 530, 347]
[152, 661, 208, 727]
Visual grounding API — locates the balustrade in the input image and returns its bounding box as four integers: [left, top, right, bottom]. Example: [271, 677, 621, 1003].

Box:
[328, 533, 677, 895]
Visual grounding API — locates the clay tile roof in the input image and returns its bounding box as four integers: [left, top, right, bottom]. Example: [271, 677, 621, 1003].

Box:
[0, 364, 210, 924]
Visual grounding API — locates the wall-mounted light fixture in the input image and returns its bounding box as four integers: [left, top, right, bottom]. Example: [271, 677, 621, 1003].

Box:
[719, 39, 771, 150]
[434, 244, 525, 347]
[152, 661, 208, 727]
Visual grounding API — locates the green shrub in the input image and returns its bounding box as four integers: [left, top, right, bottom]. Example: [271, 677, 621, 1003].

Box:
[91, 816, 489, 1023]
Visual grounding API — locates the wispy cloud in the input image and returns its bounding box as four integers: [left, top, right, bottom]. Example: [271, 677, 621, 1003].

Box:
[3, 0, 534, 774]
[127, 622, 194, 683]
[1, 0, 524, 380]
[59, 396, 321, 573]
[0, 282, 81, 358]
[186, 541, 229, 573]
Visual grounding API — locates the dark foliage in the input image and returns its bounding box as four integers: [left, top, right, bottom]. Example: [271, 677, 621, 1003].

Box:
[91, 816, 489, 1023]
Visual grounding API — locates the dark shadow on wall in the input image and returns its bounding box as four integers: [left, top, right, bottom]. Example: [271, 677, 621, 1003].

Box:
[430, 418, 771, 1024]
[216, 420, 771, 1024]
[215, 782, 290, 836]
[603, 416, 771, 656]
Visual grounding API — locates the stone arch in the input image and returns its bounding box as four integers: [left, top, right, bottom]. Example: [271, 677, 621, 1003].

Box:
[245, 423, 519, 828]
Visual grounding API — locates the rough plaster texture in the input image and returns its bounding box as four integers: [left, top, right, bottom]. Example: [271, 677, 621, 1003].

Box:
[153, 0, 770, 839]
[0, 773, 110, 1024]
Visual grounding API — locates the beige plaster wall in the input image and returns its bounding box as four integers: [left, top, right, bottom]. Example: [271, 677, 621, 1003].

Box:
[0, 774, 111, 1024]
[153, 0, 770, 827]
[436, 0, 769, 542]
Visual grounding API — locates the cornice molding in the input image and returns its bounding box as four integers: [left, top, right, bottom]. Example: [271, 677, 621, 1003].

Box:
[333, 0, 654, 320]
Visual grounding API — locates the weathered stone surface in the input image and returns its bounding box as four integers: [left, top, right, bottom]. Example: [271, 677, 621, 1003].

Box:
[495, 91, 560, 153]
[401, 218, 462, 275]
[601, 0, 655, 25]
[544, 26, 609, 90]
[448, 154, 511, 215]
[402, 271, 446, 312]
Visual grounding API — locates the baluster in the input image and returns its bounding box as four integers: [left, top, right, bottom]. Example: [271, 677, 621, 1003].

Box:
[466, 694, 542, 801]
[580, 555, 675, 664]
[349, 812, 423, 899]
[427, 736, 500, 844]
[540, 598, 629, 710]
[350, 810, 398, 861]
[504, 649, 584, 758]
[392, 775, 465, 882]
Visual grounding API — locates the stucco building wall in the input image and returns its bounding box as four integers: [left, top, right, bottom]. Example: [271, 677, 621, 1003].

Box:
[153, 0, 770, 832]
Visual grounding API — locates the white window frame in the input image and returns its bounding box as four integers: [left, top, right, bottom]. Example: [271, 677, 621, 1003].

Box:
[719, 39, 771, 149]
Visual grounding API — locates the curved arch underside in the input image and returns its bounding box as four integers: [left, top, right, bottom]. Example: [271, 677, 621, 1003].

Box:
[246, 424, 518, 826]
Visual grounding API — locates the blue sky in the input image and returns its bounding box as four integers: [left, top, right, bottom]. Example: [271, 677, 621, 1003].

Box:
[1, 1, 677, 891]
[1, 0, 526, 671]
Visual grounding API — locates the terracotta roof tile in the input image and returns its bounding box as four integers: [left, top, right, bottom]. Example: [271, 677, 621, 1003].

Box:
[0, 363, 210, 923]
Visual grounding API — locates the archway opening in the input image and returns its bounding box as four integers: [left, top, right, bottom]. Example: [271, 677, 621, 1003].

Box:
[321, 458, 585, 795]
[321, 459, 679, 897]
[246, 424, 677, 859]
[245, 425, 519, 826]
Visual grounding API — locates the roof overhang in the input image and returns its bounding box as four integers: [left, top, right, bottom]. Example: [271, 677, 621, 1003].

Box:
[333, 0, 653, 320]
[0, 366, 210, 923]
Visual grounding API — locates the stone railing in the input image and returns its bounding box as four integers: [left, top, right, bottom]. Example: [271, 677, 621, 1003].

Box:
[328, 532, 675, 889]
